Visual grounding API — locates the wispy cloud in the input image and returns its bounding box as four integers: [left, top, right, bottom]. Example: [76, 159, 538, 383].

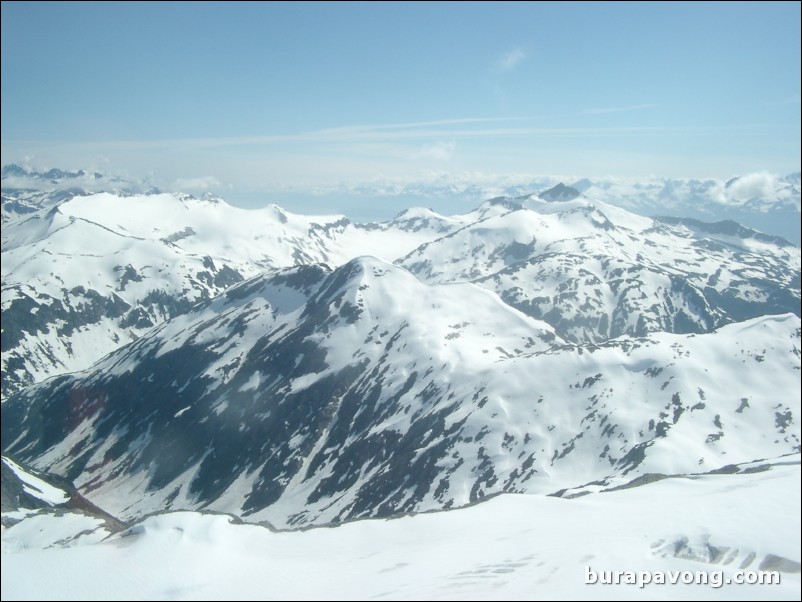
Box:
[4, 122, 783, 199]
[174, 176, 221, 191]
[5, 122, 775, 157]
[313, 116, 530, 135]
[496, 48, 526, 72]
[765, 94, 801, 106]
[580, 104, 657, 115]
[410, 141, 456, 162]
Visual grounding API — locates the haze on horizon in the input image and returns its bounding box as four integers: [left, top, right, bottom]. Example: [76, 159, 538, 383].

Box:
[1, 2, 800, 218]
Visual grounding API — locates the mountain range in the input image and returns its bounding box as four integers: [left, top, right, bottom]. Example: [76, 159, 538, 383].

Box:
[4, 164, 800, 243]
[3, 170, 799, 401]
[290, 170, 802, 245]
[2, 167, 799, 531]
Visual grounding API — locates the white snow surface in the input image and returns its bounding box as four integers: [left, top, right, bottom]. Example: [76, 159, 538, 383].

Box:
[2, 511, 110, 551]
[2, 457, 799, 601]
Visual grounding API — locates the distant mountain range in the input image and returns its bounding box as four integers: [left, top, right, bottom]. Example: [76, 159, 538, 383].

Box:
[310, 171, 802, 245]
[3, 164, 800, 243]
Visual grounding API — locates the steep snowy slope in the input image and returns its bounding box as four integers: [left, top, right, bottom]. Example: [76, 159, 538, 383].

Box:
[2, 258, 799, 527]
[3, 457, 799, 601]
[398, 196, 800, 343]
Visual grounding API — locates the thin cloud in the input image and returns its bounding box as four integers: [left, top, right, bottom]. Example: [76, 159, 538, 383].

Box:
[3, 123, 779, 158]
[411, 141, 456, 162]
[580, 104, 657, 115]
[765, 94, 801, 106]
[174, 176, 221, 191]
[497, 48, 526, 71]
[315, 116, 531, 135]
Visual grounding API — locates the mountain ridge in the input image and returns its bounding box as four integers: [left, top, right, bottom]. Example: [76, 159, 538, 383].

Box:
[2, 254, 798, 527]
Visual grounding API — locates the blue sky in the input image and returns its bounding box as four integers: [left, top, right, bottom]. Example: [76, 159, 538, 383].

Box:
[2, 1, 800, 216]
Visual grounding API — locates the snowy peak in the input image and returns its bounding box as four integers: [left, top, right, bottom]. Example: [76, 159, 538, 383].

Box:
[538, 182, 582, 202]
[1, 164, 29, 178]
[392, 206, 440, 221]
[1, 164, 92, 182]
[397, 200, 629, 285]
[474, 196, 524, 216]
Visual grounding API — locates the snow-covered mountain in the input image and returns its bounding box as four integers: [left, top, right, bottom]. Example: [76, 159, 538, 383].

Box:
[572, 172, 802, 246]
[0, 191, 475, 398]
[3, 179, 798, 399]
[308, 171, 801, 244]
[1, 168, 799, 547]
[399, 195, 800, 343]
[3, 254, 799, 527]
[1, 163, 160, 224]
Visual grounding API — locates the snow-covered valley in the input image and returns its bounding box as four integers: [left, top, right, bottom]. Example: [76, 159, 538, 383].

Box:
[2, 454, 799, 600]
